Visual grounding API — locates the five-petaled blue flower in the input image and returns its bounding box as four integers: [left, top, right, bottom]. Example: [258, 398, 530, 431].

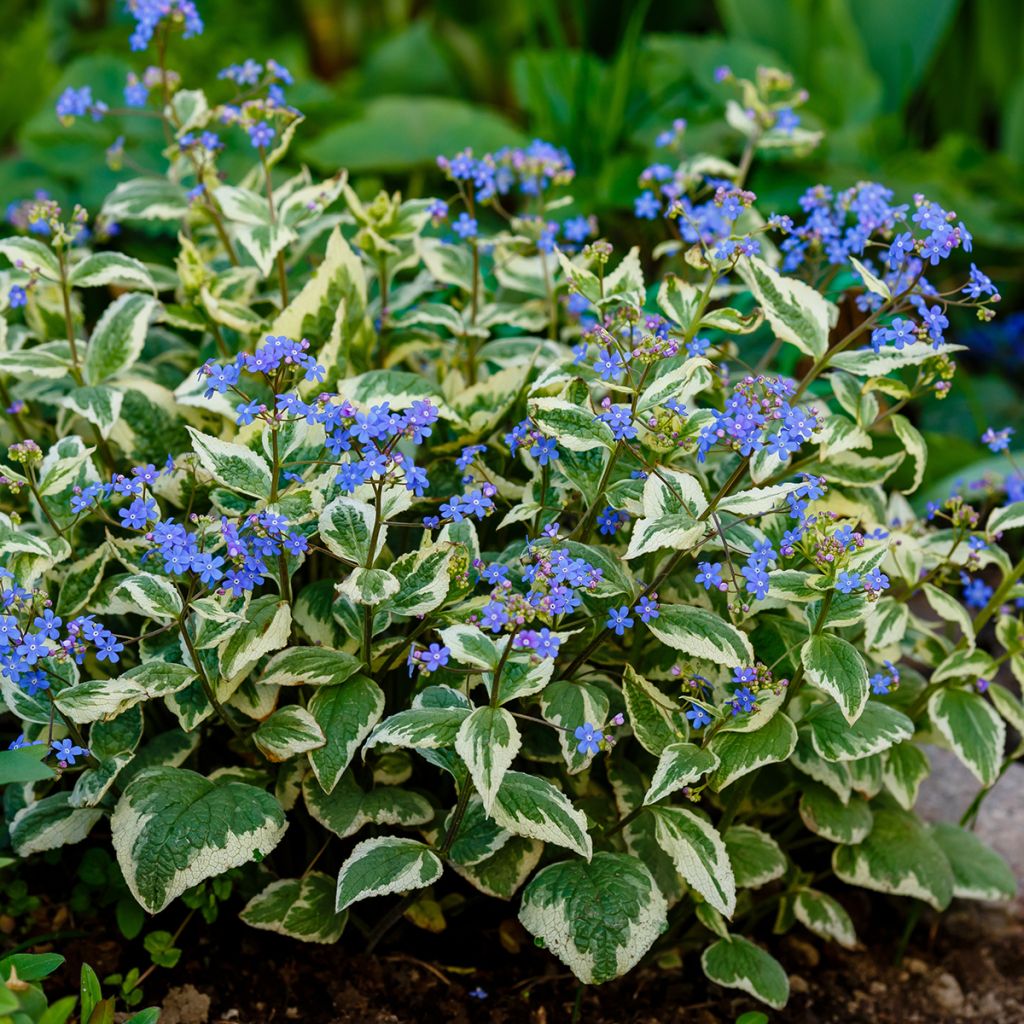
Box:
[574, 722, 603, 755]
[606, 606, 634, 635]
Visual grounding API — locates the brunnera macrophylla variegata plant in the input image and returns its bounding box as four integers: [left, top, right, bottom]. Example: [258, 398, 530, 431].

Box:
[0, 8, 1021, 1010]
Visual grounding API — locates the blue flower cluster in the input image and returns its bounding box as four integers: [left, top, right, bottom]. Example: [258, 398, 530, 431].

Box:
[696, 376, 818, 463]
[126, 0, 204, 52]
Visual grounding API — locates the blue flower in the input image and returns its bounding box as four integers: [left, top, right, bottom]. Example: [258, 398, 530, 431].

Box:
[862, 567, 890, 594]
[606, 606, 634, 635]
[634, 596, 660, 623]
[530, 437, 559, 466]
[574, 722, 603, 755]
[695, 562, 724, 591]
[686, 706, 712, 729]
[593, 348, 626, 382]
[634, 190, 661, 219]
[453, 212, 478, 240]
[835, 571, 860, 594]
[8, 285, 26, 308]
[981, 427, 1013, 453]
[51, 738, 87, 765]
[730, 686, 757, 715]
[419, 643, 450, 673]
[480, 601, 509, 634]
[248, 122, 275, 149]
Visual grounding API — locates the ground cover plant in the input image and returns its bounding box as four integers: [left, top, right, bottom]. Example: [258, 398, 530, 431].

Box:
[0, 4, 1022, 1014]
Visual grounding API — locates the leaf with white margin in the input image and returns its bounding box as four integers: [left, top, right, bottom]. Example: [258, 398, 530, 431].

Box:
[187, 426, 272, 499]
[381, 543, 453, 616]
[922, 583, 975, 650]
[850, 256, 891, 300]
[444, 795, 511, 867]
[806, 701, 913, 763]
[624, 469, 707, 560]
[490, 771, 592, 859]
[622, 666, 684, 757]
[801, 633, 869, 725]
[240, 872, 347, 943]
[438, 623, 503, 669]
[455, 707, 520, 812]
[882, 742, 930, 810]
[363, 706, 470, 754]
[10, 793, 103, 856]
[112, 572, 182, 621]
[793, 889, 857, 949]
[829, 342, 965, 377]
[54, 663, 196, 724]
[738, 254, 835, 359]
[303, 772, 432, 839]
[60, 385, 124, 439]
[518, 852, 667, 984]
[111, 767, 287, 913]
[218, 597, 292, 689]
[318, 494, 379, 565]
[253, 706, 326, 762]
[988, 501, 1024, 535]
[708, 713, 797, 790]
[791, 735, 852, 803]
[988, 682, 1024, 734]
[337, 567, 399, 605]
[101, 178, 189, 222]
[799, 783, 873, 844]
[306, 675, 385, 793]
[928, 687, 1005, 787]
[84, 292, 158, 384]
[452, 835, 543, 900]
[716, 481, 805, 517]
[540, 679, 609, 773]
[259, 646, 363, 688]
[0, 236, 60, 277]
[864, 598, 909, 651]
[644, 742, 719, 805]
[649, 805, 736, 916]
[724, 826, 786, 889]
[891, 414, 926, 494]
[832, 805, 953, 911]
[70, 251, 156, 291]
[335, 837, 443, 911]
[527, 396, 616, 452]
[646, 604, 753, 668]
[929, 822, 1017, 901]
[701, 934, 789, 1010]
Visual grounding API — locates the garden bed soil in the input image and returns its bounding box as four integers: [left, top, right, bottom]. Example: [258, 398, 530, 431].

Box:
[43, 893, 1024, 1024]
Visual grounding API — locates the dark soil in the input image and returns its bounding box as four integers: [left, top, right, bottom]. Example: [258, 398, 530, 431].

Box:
[30, 892, 1024, 1024]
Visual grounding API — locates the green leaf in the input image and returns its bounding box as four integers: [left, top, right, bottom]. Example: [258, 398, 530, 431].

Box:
[455, 706, 520, 812]
[922, 583, 975, 650]
[70, 251, 155, 291]
[303, 96, 527, 173]
[793, 888, 857, 949]
[187, 426, 272, 499]
[253, 706, 326, 762]
[112, 572, 182, 621]
[111, 767, 287, 913]
[0, 744, 54, 784]
[891, 414, 926, 494]
[649, 806, 736, 916]
[849, 256, 891, 300]
[84, 293, 158, 385]
[929, 822, 1017, 901]
[708, 713, 797, 790]
[240, 873, 348, 943]
[646, 604, 754, 668]
[622, 666, 683, 757]
[701, 934, 789, 1010]
[490, 771, 592, 858]
[657, 275, 700, 333]
[438, 623, 502, 669]
[335, 837, 443, 911]
[882, 742, 930, 810]
[55, 663, 196, 723]
[799, 783, 873, 844]
[527, 395, 616, 452]
[738, 254, 835, 360]
[518, 852, 667, 984]
[801, 633, 870, 724]
[864, 598, 909, 651]
[806, 701, 914, 762]
[10, 793, 102, 855]
[218, 598, 292, 690]
[306, 675, 385, 793]
[259, 646, 363, 688]
[364, 706, 469, 755]
[724, 826, 786, 889]
[444, 795, 509, 866]
[644, 742, 719, 805]
[832, 806, 954, 911]
[716, 482, 805, 517]
[927, 687, 1005, 787]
